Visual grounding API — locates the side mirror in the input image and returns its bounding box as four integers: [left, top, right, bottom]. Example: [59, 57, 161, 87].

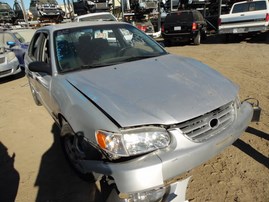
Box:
[28, 61, 52, 75]
[7, 41, 16, 48]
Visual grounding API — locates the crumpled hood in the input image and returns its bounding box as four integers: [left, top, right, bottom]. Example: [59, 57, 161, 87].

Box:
[66, 54, 238, 127]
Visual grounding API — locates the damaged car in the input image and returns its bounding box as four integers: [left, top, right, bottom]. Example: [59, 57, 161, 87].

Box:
[25, 21, 254, 202]
[0, 47, 20, 79]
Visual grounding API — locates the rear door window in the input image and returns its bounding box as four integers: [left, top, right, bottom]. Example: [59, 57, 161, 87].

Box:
[252, 1, 266, 11]
[232, 1, 266, 13]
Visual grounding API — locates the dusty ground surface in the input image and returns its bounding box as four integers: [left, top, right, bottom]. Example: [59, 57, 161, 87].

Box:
[0, 34, 268, 202]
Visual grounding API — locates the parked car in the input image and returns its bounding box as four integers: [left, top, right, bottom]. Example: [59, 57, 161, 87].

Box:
[75, 14, 133, 42]
[124, 14, 161, 38]
[218, 0, 269, 38]
[25, 21, 254, 202]
[74, 12, 117, 22]
[162, 10, 207, 45]
[0, 2, 15, 23]
[72, 0, 110, 16]
[0, 47, 20, 79]
[29, 0, 65, 22]
[0, 29, 36, 68]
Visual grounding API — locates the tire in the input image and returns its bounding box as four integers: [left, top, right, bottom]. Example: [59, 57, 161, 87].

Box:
[224, 34, 231, 43]
[29, 83, 42, 106]
[61, 123, 95, 181]
[193, 31, 201, 45]
[163, 39, 171, 47]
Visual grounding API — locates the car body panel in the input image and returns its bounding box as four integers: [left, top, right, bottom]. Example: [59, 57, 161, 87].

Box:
[0, 50, 20, 78]
[66, 54, 238, 127]
[79, 101, 253, 193]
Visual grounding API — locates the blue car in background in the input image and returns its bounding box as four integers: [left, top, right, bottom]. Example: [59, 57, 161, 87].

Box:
[0, 29, 36, 69]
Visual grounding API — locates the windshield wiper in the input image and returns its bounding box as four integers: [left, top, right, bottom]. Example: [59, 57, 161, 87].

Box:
[61, 62, 119, 73]
[121, 55, 160, 62]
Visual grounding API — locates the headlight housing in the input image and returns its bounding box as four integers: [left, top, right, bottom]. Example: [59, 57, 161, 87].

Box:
[96, 127, 170, 159]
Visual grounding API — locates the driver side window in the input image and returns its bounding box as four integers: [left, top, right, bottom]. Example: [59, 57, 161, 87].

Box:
[29, 32, 50, 64]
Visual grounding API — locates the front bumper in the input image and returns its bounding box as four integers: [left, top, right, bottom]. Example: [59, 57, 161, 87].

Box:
[79, 101, 253, 194]
[0, 57, 21, 79]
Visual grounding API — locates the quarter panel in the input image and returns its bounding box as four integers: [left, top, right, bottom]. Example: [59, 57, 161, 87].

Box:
[51, 76, 120, 142]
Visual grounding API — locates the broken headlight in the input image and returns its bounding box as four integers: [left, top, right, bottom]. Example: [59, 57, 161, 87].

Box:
[96, 127, 170, 159]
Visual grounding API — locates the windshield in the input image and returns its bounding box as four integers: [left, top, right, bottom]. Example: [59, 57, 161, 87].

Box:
[0, 3, 11, 10]
[54, 23, 167, 73]
[232, 1, 266, 13]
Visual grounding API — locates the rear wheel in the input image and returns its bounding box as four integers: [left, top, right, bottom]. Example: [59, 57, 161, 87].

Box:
[193, 31, 201, 45]
[163, 39, 171, 47]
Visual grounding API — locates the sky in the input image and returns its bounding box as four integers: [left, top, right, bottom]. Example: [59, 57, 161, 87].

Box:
[3, 0, 64, 10]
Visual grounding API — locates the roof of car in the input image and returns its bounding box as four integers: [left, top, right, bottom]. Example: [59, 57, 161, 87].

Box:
[232, 0, 267, 5]
[75, 12, 115, 19]
[37, 21, 129, 32]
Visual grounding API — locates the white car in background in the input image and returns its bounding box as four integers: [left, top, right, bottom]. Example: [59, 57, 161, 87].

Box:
[75, 12, 133, 42]
[0, 47, 20, 79]
[74, 12, 118, 22]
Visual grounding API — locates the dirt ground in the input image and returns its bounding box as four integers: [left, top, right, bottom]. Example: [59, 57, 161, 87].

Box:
[0, 34, 268, 202]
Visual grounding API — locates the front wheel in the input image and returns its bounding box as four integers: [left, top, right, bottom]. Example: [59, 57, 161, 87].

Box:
[61, 123, 95, 181]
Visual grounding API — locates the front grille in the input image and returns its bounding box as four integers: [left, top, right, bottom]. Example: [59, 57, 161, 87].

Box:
[0, 69, 12, 76]
[175, 102, 236, 142]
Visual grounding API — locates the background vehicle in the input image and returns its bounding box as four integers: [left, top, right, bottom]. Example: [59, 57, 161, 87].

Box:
[218, 0, 269, 38]
[0, 29, 36, 68]
[122, 0, 161, 38]
[74, 12, 117, 22]
[13, 0, 25, 24]
[0, 2, 15, 23]
[0, 48, 20, 79]
[25, 21, 255, 202]
[162, 10, 207, 45]
[72, 0, 111, 16]
[29, 0, 65, 22]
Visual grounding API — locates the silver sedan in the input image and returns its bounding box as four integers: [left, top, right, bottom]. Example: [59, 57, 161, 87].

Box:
[0, 49, 20, 79]
[25, 21, 253, 202]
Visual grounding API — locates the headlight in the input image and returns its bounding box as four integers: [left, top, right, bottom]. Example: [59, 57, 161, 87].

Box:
[96, 127, 170, 159]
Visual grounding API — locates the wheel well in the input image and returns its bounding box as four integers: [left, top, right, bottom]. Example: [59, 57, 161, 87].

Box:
[58, 114, 67, 128]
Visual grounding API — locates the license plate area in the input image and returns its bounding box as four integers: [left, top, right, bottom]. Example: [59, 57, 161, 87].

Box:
[174, 26, 181, 31]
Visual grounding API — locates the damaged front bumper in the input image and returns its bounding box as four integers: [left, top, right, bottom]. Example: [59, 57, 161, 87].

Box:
[78, 101, 253, 201]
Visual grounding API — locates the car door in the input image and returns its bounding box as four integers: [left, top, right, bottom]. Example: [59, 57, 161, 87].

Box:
[27, 31, 53, 114]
